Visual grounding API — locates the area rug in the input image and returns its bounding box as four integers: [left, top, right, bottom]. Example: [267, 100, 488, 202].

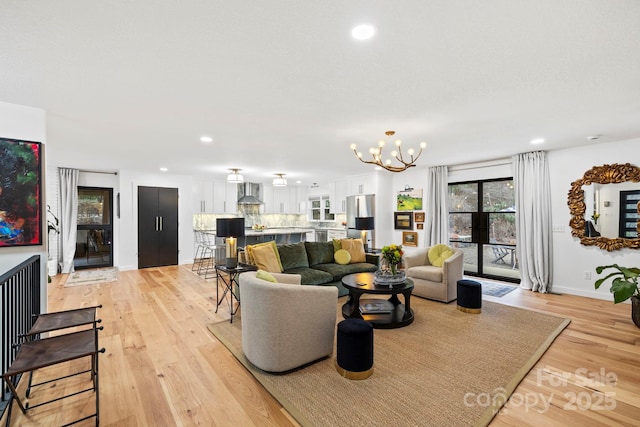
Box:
[64, 267, 118, 287]
[480, 281, 518, 298]
[207, 298, 569, 427]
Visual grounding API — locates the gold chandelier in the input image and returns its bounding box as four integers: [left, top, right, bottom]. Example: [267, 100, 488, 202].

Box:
[350, 131, 427, 173]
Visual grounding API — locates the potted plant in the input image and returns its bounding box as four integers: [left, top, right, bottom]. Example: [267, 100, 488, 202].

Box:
[46, 205, 60, 281]
[595, 264, 640, 328]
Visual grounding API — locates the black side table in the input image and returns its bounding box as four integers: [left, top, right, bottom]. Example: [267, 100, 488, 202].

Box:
[215, 264, 256, 323]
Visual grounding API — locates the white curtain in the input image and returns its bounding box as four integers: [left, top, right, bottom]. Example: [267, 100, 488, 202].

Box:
[512, 151, 552, 293]
[426, 165, 449, 246]
[58, 168, 79, 274]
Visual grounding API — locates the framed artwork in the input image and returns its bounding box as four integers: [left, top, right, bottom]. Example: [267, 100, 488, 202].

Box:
[394, 212, 413, 230]
[0, 137, 43, 247]
[416, 223, 424, 230]
[402, 231, 418, 247]
[414, 211, 425, 223]
[397, 188, 423, 211]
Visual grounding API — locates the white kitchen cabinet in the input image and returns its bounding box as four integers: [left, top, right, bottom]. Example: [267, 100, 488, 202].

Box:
[308, 195, 334, 221]
[193, 179, 214, 213]
[264, 186, 302, 213]
[211, 180, 238, 213]
[349, 173, 377, 196]
[330, 179, 348, 213]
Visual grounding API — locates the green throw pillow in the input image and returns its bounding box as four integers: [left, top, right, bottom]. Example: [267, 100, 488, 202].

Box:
[256, 270, 277, 282]
[428, 244, 455, 267]
[332, 238, 342, 253]
[334, 249, 351, 265]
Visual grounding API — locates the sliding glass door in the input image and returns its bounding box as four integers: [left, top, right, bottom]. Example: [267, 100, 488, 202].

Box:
[74, 187, 113, 270]
[448, 179, 520, 282]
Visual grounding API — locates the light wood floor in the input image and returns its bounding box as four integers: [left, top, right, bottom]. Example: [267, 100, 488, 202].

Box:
[2, 266, 639, 426]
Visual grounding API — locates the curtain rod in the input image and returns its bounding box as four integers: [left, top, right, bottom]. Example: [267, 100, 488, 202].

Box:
[79, 169, 118, 175]
[448, 158, 512, 172]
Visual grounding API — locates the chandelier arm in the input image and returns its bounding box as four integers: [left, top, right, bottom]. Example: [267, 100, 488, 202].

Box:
[350, 132, 426, 173]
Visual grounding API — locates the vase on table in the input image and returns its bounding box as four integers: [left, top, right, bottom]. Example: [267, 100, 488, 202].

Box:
[390, 262, 398, 276]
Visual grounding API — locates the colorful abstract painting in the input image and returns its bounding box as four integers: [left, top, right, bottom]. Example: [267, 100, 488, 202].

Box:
[0, 137, 42, 246]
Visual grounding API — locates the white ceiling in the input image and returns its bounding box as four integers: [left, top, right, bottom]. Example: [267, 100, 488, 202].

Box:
[2, 1, 639, 185]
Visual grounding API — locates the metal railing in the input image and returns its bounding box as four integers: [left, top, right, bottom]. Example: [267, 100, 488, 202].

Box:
[1, 255, 41, 418]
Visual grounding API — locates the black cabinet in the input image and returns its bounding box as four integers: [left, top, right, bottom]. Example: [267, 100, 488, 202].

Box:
[138, 186, 178, 269]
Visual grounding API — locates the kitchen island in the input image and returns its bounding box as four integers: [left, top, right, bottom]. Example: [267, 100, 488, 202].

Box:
[201, 228, 315, 247]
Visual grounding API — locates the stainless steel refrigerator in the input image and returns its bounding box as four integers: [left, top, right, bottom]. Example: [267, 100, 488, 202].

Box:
[346, 195, 376, 250]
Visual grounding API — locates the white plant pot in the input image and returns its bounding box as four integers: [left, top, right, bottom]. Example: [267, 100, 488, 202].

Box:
[47, 259, 58, 276]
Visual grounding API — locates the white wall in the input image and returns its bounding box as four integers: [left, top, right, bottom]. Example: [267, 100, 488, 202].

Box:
[0, 101, 47, 308]
[548, 138, 640, 299]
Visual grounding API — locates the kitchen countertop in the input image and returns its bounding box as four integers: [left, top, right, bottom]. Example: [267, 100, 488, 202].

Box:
[199, 227, 314, 236]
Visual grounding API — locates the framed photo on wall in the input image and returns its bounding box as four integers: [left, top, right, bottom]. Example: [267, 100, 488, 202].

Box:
[414, 211, 425, 223]
[397, 188, 423, 211]
[416, 223, 424, 230]
[394, 212, 413, 230]
[402, 231, 418, 247]
[0, 137, 42, 247]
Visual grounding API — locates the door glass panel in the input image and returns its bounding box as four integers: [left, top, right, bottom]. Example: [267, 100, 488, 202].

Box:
[78, 189, 111, 225]
[481, 181, 515, 212]
[488, 212, 516, 245]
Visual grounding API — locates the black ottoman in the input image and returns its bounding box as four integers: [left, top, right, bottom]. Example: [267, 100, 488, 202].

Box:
[457, 279, 482, 314]
[335, 318, 374, 380]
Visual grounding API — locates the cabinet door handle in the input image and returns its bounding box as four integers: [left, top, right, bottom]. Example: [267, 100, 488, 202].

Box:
[159, 216, 163, 231]
[155, 216, 159, 231]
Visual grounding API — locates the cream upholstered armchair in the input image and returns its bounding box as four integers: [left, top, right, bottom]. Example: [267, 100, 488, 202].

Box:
[239, 271, 338, 373]
[403, 246, 464, 303]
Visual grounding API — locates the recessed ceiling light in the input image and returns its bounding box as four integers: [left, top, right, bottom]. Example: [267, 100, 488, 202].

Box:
[200, 136, 213, 143]
[160, 167, 168, 172]
[351, 24, 375, 40]
[530, 138, 545, 145]
[296, 180, 302, 184]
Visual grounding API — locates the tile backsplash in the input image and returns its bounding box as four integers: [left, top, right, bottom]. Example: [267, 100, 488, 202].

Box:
[193, 210, 346, 230]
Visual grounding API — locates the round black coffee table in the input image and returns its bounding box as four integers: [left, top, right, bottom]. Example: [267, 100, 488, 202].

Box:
[341, 272, 414, 329]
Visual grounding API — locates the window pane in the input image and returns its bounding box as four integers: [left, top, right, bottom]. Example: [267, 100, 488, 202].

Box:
[77, 189, 111, 225]
[489, 213, 516, 244]
[449, 213, 472, 243]
[448, 183, 478, 212]
[482, 180, 515, 212]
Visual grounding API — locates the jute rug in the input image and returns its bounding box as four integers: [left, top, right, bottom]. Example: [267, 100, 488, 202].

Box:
[64, 267, 118, 287]
[208, 298, 569, 427]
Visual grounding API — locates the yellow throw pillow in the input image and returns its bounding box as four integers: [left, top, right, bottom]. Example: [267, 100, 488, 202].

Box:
[246, 241, 283, 270]
[252, 244, 283, 273]
[256, 269, 277, 282]
[334, 249, 351, 265]
[428, 244, 455, 267]
[340, 238, 366, 263]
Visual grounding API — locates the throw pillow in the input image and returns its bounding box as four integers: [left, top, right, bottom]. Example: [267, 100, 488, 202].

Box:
[334, 249, 351, 265]
[246, 241, 283, 270]
[332, 238, 342, 253]
[256, 269, 277, 282]
[340, 238, 366, 263]
[252, 244, 283, 273]
[277, 242, 310, 270]
[428, 244, 455, 267]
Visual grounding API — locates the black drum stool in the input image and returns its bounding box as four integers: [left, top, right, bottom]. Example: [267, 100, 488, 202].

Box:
[457, 279, 482, 314]
[335, 318, 374, 380]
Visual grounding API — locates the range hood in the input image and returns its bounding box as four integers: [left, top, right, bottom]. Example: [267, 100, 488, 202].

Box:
[237, 182, 263, 204]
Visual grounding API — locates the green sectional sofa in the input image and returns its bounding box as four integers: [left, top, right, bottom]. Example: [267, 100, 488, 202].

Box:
[243, 241, 379, 296]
